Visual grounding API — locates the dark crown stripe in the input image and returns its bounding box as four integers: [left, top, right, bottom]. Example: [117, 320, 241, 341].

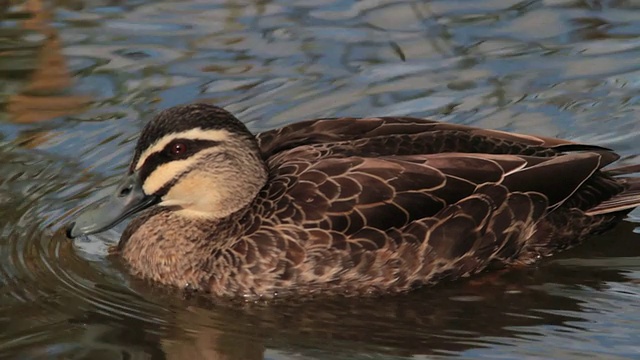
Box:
[129, 104, 251, 173]
[138, 139, 220, 184]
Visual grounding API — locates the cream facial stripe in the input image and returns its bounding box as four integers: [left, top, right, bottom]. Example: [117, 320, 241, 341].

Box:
[134, 128, 231, 171]
[141, 147, 218, 194]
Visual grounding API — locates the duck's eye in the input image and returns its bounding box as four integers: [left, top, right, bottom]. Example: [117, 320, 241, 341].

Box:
[169, 142, 187, 156]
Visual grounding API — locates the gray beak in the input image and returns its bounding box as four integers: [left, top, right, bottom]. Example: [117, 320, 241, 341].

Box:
[66, 171, 159, 238]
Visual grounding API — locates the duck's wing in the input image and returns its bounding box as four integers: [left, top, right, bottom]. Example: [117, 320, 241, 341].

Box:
[245, 150, 621, 292]
[256, 117, 618, 165]
[261, 151, 611, 238]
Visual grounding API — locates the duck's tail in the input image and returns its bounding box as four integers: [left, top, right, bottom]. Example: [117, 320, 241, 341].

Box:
[586, 164, 640, 216]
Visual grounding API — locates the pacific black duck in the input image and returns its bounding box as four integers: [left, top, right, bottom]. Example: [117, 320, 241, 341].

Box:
[67, 104, 640, 299]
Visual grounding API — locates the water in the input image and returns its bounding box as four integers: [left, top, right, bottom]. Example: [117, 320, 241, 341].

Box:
[1, 0, 640, 358]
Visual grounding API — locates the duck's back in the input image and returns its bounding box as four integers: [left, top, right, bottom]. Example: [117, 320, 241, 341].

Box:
[206, 117, 639, 297]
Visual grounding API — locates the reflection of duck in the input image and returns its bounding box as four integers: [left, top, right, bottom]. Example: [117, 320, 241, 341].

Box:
[68, 103, 640, 299]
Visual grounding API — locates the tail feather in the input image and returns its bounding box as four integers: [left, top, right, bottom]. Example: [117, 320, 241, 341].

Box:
[605, 163, 640, 176]
[587, 177, 640, 216]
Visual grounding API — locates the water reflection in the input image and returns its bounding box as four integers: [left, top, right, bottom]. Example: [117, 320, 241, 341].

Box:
[0, 0, 639, 359]
[4, 0, 90, 125]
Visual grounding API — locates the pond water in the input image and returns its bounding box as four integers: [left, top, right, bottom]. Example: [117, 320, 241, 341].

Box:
[1, 0, 640, 358]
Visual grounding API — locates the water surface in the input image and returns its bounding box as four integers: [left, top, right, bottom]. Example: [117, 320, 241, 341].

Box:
[1, 0, 640, 359]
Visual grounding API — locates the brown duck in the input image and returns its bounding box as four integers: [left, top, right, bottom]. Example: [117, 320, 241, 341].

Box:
[67, 103, 640, 299]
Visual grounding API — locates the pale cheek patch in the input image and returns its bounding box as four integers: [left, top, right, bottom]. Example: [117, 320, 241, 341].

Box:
[134, 128, 231, 171]
[162, 170, 230, 218]
[142, 159, 194, 194]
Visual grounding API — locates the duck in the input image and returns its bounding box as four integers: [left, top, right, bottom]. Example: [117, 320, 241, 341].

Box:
[67, 103, 640, 299]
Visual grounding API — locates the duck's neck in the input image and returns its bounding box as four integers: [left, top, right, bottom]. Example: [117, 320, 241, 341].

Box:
[117, 206, 250, 290]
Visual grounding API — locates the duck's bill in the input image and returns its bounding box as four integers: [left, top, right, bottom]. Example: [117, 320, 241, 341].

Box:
[66, 171, 159, 238]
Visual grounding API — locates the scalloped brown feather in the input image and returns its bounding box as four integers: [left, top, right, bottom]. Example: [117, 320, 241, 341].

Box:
[118, 110, 640, 299]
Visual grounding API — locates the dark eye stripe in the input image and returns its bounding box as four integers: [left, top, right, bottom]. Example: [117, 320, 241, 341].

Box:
[138, 139, 220, 183]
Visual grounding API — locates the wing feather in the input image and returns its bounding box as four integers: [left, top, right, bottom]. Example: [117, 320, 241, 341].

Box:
[242, 118, 637, 295]
[261, 150, 612, 247]
[257, 116, 620, 163]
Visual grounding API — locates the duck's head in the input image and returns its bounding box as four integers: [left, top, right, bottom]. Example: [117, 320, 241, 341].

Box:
[66, 104, 267, 238]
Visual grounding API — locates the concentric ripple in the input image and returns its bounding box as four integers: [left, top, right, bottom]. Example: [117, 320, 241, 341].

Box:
[0, 147, 170, 358]
[1, 0, 640, 359]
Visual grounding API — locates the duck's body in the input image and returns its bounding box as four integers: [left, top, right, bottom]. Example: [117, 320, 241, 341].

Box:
[68, 104, 640, 299]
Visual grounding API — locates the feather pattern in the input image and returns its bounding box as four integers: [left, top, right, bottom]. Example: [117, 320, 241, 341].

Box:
[108, 104, 640, 299]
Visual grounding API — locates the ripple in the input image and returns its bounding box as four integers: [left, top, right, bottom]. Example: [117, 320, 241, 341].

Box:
[105, 21, 193, 33]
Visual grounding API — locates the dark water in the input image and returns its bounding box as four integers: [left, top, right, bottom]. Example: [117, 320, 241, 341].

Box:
[1, 0, 640, 358]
